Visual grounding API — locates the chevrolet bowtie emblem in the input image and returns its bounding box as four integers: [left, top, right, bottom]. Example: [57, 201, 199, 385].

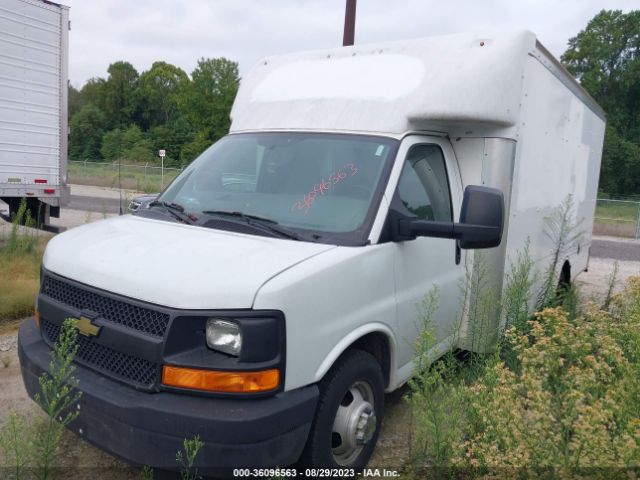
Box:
[70, 316, 101, 337]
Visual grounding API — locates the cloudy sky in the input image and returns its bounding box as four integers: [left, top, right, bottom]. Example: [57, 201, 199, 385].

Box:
[62, 0, 635, 88]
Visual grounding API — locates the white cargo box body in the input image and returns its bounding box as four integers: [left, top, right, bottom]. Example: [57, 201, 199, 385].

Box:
[232, 30, 606, 310]
[0, 0, 69, 205]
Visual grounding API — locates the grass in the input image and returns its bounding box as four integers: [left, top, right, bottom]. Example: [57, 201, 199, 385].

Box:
[68, 161, 181, 193]
[0, 200, 48, 326]
[594, 199, 640, 238]
[595, 200, 639, 223]
[0, 253, 41, 322]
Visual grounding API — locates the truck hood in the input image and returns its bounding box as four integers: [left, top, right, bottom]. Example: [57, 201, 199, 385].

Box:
[43, 215, 336, 309]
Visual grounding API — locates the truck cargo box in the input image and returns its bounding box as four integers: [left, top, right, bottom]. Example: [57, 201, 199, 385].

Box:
[0, 0, 70, 223]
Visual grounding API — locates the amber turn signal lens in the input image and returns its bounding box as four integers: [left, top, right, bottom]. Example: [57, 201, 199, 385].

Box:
[162, 366, 279, 393]
[34, 307, 40, 329]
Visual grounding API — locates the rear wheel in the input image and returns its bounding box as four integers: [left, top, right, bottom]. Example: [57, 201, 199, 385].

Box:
[3, 198, 47, 226]
[300, 350, 384, 469]
[556, 262, 571, 294]
[26, 199, 48, 227]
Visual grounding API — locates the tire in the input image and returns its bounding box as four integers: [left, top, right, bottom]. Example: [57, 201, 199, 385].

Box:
[3, 198, 46, 226]
[556, 265, 571, 296]
[299, 349, 384, 470]
[26, 199, 47, 227]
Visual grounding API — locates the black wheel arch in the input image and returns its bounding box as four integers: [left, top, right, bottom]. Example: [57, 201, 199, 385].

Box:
[344, 332, 391, 389]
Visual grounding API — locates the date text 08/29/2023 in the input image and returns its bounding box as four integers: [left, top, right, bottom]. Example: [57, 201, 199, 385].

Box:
[232, 468, 400, 477]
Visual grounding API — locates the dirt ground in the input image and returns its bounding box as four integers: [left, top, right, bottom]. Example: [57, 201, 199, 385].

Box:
[1, 255, 638, 478]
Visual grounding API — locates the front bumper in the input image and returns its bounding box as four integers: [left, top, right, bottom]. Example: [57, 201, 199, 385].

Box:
[18, 318, 319, 474]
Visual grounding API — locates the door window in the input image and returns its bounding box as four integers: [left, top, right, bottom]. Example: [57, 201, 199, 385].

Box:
[396, 145, 452, 221]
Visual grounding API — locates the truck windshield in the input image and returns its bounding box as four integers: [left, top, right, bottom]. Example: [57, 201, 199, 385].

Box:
[154, 132, 398, 245]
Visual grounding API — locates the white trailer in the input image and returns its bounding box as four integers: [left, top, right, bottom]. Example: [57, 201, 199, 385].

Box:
[0, 0, 70, 224]
[19, 30, 605, 472]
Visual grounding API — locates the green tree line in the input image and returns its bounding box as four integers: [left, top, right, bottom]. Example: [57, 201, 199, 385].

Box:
[562, 9, 640, 197]
[68, 57, 239, 167]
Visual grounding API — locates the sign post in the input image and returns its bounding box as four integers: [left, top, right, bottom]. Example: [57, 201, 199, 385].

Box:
[159, 149, 166, 188]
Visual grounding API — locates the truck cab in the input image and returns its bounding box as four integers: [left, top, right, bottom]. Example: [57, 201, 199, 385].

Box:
[18, 30, 604, 474]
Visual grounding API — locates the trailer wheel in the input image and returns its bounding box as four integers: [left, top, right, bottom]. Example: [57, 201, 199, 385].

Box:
[299, 350, 384, 469]
[26, 199, 48, 227]
[557, 261, 571, 291]
[2, 198, 46, 226]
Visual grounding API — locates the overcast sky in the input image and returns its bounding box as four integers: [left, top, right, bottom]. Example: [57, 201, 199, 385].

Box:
[62, 0, 636, 88]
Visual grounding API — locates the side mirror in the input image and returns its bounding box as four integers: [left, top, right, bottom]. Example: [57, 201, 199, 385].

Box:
[395, 185, 504, 249]
[457, 185, 504, 249]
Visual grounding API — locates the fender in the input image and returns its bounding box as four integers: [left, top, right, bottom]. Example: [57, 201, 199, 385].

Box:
[313, 322, 398, 392]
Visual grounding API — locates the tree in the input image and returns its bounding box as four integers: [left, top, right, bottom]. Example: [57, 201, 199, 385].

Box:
[101, 125, 154, 162]
[562, 10, 640, 195]
[66, 56, 240, 165]
[135, 61, 189, 129]
[148, 115, 194, 167]
[79, 78, 107, 112]
[181, 58, 239, 142]
[100, 128, 125, 161]
[119, 124, 154, 163]
[69, 104, 107, 160]
[68, 84, 83, 120]
[180, 129, 212, 164]
[103, 61, 139, 128]
[601, 126, 640, 195]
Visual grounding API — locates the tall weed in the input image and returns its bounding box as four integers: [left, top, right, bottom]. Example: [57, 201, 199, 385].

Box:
[176, 434, 204, 480]
[537, 196, 583, 309]
[501, 240, 535, 335]
[0, 319, 81, 480]
[4, 199, 38, 255]
[34, 318, 82, 479]
[407, 287, 466, 469]
[460, 252, 500, 355]
[0, 413, 35, 480]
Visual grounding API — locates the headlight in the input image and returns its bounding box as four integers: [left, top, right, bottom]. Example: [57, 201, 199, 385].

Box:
[206, 319, 242, 356]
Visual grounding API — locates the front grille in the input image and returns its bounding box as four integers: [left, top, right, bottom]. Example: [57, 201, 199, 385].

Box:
[42, 318, 160, 389]
[42, 274, 169, 337]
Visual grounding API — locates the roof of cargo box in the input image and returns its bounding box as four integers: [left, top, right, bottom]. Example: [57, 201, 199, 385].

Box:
[230, 30, 603, 136]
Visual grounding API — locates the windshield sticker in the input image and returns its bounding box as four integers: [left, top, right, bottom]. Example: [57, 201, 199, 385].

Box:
[375, 145, 385, 156]
[292, 163, 359, 215]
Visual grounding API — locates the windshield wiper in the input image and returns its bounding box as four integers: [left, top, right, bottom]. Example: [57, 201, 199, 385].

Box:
[200, 210, 302, 240]
[148, 201, 196, 225]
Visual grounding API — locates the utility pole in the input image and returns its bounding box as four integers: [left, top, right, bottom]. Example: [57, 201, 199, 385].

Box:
[343, 0, 356, 46]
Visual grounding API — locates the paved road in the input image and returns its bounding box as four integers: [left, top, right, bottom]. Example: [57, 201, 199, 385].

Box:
[68, 194, 122, 214]
[591, 238, 640, 262]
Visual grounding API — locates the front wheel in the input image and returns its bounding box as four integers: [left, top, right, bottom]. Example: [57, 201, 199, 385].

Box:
[300, 350, 385, 469]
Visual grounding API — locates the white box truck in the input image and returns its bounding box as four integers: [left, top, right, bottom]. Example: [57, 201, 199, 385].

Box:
[0, 0, 70, 225]
[19, 30, 604, 474]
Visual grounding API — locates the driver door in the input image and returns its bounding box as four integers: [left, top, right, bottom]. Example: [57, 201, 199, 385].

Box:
[390, 136, 466, 373]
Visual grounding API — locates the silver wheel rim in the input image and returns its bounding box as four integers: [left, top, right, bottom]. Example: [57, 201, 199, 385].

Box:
[331, 380, 377, 466]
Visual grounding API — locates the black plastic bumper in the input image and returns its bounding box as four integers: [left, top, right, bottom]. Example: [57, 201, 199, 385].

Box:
[18, 318, 318, 474]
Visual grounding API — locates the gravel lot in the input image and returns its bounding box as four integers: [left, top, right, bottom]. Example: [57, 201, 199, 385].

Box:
[0, 189, 638, 475]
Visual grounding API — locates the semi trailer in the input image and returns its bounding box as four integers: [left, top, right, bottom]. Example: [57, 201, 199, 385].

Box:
[0, 0, 70, 225]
